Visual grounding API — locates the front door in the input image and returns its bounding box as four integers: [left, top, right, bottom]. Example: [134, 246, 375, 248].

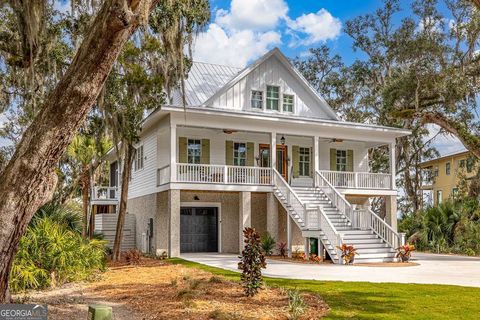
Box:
[180, 207, 218, 253]
[259, 144, 288, 181]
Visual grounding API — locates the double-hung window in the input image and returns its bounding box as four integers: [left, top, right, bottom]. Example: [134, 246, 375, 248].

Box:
[336, 149, 347, 172]
[266, 86, 279, 111]
[187, 139, 201, 164]
[283, 94, 294, 112]
[251, 90, 263, 109]
[299, 147, 310, 177]
[134, 146, 144, 171]
[233, 142, 246, 166]
[445, 162, 451, 175]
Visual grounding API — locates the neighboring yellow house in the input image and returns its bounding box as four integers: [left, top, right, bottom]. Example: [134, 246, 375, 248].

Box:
[420, 150, 478, 206]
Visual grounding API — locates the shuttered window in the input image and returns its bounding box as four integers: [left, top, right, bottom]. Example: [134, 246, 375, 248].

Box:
[233, 142, 247, 166]
[266, 86, 279, 111]
[299, 147, 310, 177]
[187, 139, 201, 164]
[251, 90, 263, 109]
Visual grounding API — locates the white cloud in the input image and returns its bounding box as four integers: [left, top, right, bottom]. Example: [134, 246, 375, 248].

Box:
[193, 1, 341, 67]
[216, 0, 288, 32]
[194, 24, 281, 67]
[287, 9, 341, 46]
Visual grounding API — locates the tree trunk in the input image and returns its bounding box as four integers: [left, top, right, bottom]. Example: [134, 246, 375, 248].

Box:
[0, 0, 157, 302]
[80, 167, 91, 238]
[112, 144, 135, 261]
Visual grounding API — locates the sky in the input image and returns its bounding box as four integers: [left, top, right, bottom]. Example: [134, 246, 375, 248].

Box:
[0, 0, 467, 155]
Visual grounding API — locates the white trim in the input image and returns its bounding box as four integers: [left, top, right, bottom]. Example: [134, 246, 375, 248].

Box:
[180, 202, 222, 253]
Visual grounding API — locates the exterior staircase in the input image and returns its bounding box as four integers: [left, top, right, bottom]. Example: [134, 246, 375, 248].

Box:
[272, 169, 403, 264]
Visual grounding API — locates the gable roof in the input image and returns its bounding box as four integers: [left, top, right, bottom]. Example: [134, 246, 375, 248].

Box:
[204, 47, 340, 120]
[170, 61, 242, 106]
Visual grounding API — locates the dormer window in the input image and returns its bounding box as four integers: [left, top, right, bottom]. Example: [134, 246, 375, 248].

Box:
[266, 86, 279, 111]
[251, 90, 263, 109]
[283, 94, 294, 112]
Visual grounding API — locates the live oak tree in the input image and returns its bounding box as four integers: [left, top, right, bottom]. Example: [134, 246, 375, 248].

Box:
[0, 0, 169, 302]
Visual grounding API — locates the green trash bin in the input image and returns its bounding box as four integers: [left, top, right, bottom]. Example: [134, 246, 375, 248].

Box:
[88, 305, 113, 320]
[309, 237, 318, 255]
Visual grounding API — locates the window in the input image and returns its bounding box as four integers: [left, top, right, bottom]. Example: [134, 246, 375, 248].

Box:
[436, 190, 443, 204]
[434, 166, 439, 177]
[134, 146, 144, 171]
[251, 90, 263, 109]
[459, 159, 466, 168]
[283, 94, 294, 112]
[445, 162, 451, 175]
[466, 157, 475, 173]
[336, 149, 347, 172]
[233, 142, 246, 166]
[187, 139, 201, 164]
[299, 147, 311, 176]
[452, 187, 459, 199]
[266, 86, 279, 111]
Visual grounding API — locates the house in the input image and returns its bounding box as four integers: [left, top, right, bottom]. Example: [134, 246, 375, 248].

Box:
[91, 48, 410, 263]
[420, 150, 478, 207]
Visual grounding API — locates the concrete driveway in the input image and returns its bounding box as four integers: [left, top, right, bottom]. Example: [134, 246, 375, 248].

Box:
[181, 252, 480, 288]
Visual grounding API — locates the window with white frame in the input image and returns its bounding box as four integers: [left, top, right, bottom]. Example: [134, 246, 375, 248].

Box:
[437, 190, 443, 204]
[283, 94, 294, 112]
[233, 142, 246, 166]
[266, 86, 279, 111]
[134, 146, 144, 171]
[187, 139, 201, 164]
[336, 149, 347, 172]
[445, 162, 451, 175]
[299, 147, 310, 176]
[251, 90, 263, 109]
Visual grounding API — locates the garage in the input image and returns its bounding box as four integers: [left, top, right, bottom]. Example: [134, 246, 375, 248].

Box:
[180, 207, 218, 253]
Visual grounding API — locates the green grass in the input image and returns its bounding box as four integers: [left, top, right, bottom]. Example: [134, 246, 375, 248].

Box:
[169, 258, 480, 319]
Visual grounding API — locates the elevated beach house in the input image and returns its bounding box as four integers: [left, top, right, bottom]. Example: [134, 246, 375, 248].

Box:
[91, 48, 410, 263]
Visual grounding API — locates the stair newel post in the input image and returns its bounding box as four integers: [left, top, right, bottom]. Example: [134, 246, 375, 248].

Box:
[399, 232, 406, 247]
[304, 205, 308, 229]
[337, 233, 343, 264]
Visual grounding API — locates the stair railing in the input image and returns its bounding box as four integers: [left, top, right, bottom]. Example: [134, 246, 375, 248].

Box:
[316, 205, 343, 263]
[273, 169, 307, 227]
[315, 170, 355, 227]
[364, 208, 404, 249]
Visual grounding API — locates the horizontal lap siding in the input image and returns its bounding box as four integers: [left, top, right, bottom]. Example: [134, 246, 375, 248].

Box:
[129, 128, 157, 199]
[95, 214, 136, 250]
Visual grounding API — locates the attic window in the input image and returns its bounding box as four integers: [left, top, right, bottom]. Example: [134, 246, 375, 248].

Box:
[283, 94, 294, 112]
[251, 90, 263, 109]
[266, 86, 279, 111]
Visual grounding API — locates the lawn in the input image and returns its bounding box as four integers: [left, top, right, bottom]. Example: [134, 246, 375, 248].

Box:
[171, 258, 480, 320]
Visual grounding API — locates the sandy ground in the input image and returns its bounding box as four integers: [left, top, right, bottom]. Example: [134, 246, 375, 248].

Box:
[16, 258, 328, 320]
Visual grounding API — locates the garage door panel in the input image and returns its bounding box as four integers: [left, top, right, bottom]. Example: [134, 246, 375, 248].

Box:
[181, 207, 218, 253]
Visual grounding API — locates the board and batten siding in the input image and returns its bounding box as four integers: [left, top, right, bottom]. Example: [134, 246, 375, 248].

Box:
[95, 214, 136, 250]
[209, 55, 333, 119]
[128, 127, 158, 199]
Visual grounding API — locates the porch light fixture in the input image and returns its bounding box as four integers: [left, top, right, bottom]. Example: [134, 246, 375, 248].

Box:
[280, 135, 286, 145]
[194, 195, 200, 201]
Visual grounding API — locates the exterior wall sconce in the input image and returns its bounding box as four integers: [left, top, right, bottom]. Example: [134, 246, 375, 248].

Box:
[280, 135, 286, 145]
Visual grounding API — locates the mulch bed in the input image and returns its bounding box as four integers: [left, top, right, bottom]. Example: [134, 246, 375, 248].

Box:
[268, 255, 333, 265]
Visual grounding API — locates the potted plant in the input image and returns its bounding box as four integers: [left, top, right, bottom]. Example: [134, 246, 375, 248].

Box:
[396, 244, 415, 262]
[336, 244, 358, 265]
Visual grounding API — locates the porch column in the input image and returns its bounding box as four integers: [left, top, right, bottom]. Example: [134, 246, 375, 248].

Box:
[168, 189, 180, 257]
[271, 132, 277, 173]
[287, 215, 293, 258]
[266, 193, 279, 242]
[385, 195, 398, 231]
[389, 142, 396, 190]
[170, 124, 177, 182]
[239, 191, 252, 251]
[318, 237, 324, 259]
[313, 136, 319, 184]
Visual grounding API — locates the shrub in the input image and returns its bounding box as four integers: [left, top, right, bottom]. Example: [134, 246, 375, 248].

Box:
[277, 241, 288, 258]
[260, 232, 276, 256]
[9, 209, 107, 293]
[238, 227, 266, 297]
[336, 244, 358, 265]
[122, 249, 141, 264]
[287, 289, 306, 320]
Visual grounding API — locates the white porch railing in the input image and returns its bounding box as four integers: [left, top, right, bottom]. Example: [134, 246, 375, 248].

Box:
[157, 163, 273, 186]
[91, 186, 118, 201]
[318, 170, 392, 190]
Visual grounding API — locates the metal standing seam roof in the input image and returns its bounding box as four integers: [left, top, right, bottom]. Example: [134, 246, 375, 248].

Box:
[171, 61, 242, 106]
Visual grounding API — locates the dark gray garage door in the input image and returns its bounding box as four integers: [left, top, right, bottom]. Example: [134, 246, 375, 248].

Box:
[180, 207, 218, 253]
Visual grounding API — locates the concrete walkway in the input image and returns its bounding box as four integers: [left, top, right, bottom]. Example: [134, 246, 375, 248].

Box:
[181, 252, 480, 288]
